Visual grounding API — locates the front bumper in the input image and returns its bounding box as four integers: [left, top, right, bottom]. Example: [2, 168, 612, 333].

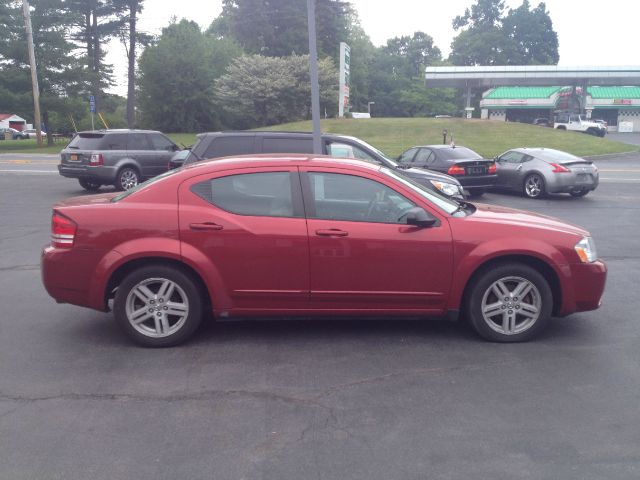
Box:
[559, 260, 607, 316]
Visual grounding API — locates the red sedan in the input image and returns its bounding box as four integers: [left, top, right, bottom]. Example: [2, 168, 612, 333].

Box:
[41, 155, 607, 347]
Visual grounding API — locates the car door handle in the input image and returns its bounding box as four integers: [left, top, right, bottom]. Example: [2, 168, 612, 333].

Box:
[189, 222, 223, 231]
[315, 229, 348, 237]
[516, 165, 523, 170]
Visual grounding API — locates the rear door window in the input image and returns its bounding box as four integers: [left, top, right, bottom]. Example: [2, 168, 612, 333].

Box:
[205, 136, 255, 158]
[191, 172, 299, 218]
[102, 133, 128, 150]
[127, 133, 151, 151]
[262, 137, 314, 154]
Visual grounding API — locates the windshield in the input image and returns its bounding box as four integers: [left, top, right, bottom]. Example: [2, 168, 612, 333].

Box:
[344, 136, 399, 167]
[381, 167, 460, 215]
[435, 147, 482, 160]
[111, 168, 181, 202]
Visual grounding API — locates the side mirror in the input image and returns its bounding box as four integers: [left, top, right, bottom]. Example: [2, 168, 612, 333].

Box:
[405, 207, 438, 228]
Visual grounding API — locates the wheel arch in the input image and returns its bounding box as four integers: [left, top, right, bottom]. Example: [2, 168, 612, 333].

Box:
[459, 254, 562, 317]
[104, 257, 212, 313]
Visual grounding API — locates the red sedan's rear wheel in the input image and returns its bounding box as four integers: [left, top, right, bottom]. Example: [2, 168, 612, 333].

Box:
[465, 263, 552, 342]
[113, 265, 203, 347]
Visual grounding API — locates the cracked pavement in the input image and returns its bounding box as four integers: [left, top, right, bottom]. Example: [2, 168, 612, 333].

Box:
[1, 156, 640, 480]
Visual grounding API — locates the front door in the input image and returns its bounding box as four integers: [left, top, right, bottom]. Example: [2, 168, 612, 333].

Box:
[300, 167, 453, 314]
[496, 151, 526, 189]
[179, 167, 309, 314]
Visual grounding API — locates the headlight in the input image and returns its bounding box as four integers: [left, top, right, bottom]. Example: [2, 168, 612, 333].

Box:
[430, 180, 461, 197]
[575, 237, 597, 263]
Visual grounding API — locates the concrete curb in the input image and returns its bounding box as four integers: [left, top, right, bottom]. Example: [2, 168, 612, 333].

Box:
[585, 151, 640, 161]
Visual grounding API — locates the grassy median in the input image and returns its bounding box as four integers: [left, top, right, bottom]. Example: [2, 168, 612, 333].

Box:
[0, 118, 636, 158]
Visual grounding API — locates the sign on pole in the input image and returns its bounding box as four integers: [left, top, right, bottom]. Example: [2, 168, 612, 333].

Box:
[338, 42, 350, 117]
[89, 95, 96, 113]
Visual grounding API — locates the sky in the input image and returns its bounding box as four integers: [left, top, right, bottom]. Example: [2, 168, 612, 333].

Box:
[105, 0, 640, 95]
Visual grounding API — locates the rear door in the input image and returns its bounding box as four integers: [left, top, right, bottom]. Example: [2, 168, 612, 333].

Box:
[126, 133, 157, 179]
[178, 166, 310, 313]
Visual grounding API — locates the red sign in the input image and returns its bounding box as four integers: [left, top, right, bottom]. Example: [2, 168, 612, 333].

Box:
[613, 99, 632, 105]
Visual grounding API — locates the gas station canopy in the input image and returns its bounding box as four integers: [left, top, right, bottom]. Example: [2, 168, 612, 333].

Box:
[424, 65, 640, 88]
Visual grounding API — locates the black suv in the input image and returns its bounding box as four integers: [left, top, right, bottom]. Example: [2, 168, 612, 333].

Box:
[171, 131, 464, 199]
[59, 129, 179, 191]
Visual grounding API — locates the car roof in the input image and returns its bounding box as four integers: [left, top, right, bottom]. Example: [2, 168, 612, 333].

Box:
[196, 131, 366, 142]
[182, 153, 381, 173]
[77, 129, 162, 135]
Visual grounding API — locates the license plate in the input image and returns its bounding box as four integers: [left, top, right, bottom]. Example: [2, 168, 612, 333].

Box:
[576, 173, 592, 184]
[70, 154, 79, 161]
[467, 166, 486, 175]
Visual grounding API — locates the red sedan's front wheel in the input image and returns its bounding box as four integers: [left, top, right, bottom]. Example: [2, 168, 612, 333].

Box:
[466, 263, 552, 342]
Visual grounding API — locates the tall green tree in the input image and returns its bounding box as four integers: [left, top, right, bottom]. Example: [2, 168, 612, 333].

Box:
[502, 1, 559, 64]
[215, 54, 338, 127]
[137, 19, 241, 132]
[0, 0, 86, 144]
[211, 0, 352, 61]
[449, 0, 558, 66]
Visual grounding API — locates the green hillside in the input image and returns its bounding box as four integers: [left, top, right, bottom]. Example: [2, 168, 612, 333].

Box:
[0, 118, 636, 157]
[261, 118, 637, 158]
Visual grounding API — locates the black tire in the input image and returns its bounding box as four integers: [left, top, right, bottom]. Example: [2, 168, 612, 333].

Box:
[569, 188, 589, 198]
[556, 126, 566, 131]
[467, 188, 485, 198]
[523, 173, 546, 199]
[113, 265, 203, 347]
[78, 178, 101, 191]
[465, 263, 552, 342]
[115, 167, 140, 191]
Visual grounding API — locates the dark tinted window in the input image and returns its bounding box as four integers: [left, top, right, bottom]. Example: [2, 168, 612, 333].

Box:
[102, 133, 128, 150]
[414, 149, 434, 164]
[499, 151, 525, 163]
[127, 133, 151, 150]
[262, 137, 314, 154]
[149, 133, 175, 151]
[435, 147, 482, 160]
[205, 136, 254, 158]
[191, 172, 297, 217]
[67, 133, 105, 150]
[308, 172, 415, 224]
[398, 148, 417, 165]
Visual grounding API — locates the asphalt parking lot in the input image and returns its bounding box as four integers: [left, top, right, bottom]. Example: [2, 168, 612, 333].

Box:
[1, 153, 639, 480]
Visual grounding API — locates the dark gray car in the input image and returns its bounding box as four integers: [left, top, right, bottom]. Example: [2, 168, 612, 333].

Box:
[175, 131, 465, 199]
[495, 148, 599, 198]
[59, 129, 179, 191]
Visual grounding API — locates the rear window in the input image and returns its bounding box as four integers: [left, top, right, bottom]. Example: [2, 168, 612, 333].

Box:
[435, 147, 482, 160]
[67, 133, 105, 150]
[262, 137, 314, 154]
[534, 150, 582, 163]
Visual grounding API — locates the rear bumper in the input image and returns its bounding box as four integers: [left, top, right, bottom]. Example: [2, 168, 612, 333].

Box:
[558, 260, 607, 316]
[547, 173, 599, 193]
[458, 174, 498, 189]
[58, 164, 117, 183]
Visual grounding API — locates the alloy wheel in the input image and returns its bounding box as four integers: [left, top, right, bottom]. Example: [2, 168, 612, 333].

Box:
[480, 276, 541, 335]
[125, 277, 189, 338]
[119, 169, 139, 190]
[524, 175, 543, 198]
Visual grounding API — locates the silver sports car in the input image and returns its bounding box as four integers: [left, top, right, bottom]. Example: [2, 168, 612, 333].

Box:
[494, 148, 599, 198]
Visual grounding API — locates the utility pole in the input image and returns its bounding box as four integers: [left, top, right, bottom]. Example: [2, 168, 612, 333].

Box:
[306, 0, 322, 155]
[22, 0, 43, 147]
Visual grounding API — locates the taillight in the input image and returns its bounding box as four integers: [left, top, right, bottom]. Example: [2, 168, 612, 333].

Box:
[51, 212, 77, 248]
[447, 165, 466, 175]
[550, 162, 570, 173]
[89, 154, 104, 166]
[488, 162, 497, 174]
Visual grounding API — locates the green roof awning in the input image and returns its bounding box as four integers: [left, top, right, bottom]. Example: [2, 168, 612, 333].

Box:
[587, 86, 640, 99]
[484, 86, 563, 99]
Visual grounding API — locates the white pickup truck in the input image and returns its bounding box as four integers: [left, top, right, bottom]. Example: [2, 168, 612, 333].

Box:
[554, 113, 607, 137]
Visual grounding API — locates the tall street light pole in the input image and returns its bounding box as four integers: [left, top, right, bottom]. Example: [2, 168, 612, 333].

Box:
[306, 0, 322, 155]
[22, 0, 43, 147]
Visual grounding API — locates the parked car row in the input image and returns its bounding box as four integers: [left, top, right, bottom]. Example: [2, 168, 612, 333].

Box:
[0, 127, 29, 140]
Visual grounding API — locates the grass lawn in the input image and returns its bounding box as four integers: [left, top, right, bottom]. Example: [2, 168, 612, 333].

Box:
[0, 119, 636, 158]
[262, 118, 638, 158]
